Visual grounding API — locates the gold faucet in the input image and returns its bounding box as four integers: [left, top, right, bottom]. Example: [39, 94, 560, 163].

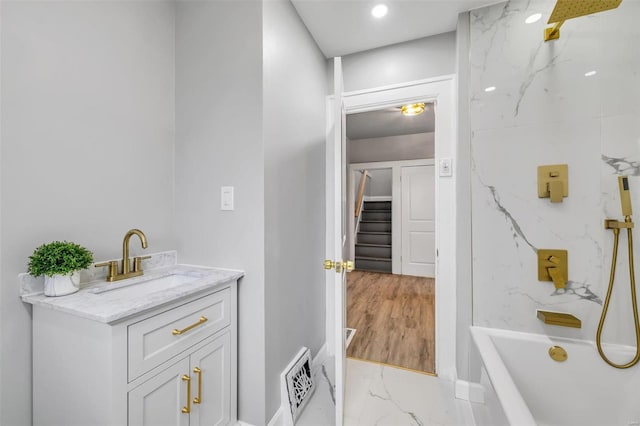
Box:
[95, 228, 150, 282]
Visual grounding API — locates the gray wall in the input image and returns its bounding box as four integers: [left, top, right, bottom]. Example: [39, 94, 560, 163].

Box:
[349, 132, 434, 163]
[263, 0, 327, 419]
[0, 2, 176, 424]
[366, 169, 392, 196]
[174, 1, 265, 424]
[341, 32, 456, 92]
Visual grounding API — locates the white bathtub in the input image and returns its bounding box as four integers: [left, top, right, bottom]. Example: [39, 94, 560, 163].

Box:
[470, 326, 640, 426]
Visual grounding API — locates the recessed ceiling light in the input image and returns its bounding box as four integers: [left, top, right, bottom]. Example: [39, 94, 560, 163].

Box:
[585, 70, 597, 77]
[401, 103, 425, 116]
[484, 86, 496, 92]
[371, 4, 388, 18]
[525, 13, 542, 24]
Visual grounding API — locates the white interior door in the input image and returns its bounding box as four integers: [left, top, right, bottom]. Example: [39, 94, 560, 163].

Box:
[325, 56, 346, 426]
[401, 165, 435, 277]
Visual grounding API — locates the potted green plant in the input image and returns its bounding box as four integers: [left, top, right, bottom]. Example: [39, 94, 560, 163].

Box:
[28, 241, 94, 296]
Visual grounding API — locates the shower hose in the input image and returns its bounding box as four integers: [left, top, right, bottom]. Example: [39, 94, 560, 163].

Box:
[596, 219, 640, 369]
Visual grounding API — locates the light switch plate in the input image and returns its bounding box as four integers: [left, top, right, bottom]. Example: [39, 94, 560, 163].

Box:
[221, 186, 234, 211]
[439, 158, 453, 177]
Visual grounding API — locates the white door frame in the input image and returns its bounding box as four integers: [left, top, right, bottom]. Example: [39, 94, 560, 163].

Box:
[328, 75, 458, 381]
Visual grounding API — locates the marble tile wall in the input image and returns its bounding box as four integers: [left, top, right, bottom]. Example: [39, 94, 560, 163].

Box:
[470, 0, 640, 345]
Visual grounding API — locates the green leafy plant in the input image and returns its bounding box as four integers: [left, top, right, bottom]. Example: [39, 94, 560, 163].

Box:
[28, 241, 94, 277]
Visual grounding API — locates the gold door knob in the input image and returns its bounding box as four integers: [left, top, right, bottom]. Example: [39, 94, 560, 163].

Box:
[324, 259, 336, 270]
[345, 260, 355, 272]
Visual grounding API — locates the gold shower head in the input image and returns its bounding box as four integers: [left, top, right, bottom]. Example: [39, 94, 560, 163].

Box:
[548, 0, 622, 23]
[545, 0, 623, 40]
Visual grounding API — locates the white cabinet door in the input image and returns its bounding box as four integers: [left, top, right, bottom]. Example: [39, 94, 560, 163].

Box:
[189, 332, 231, 426]
[401, 165, 436, 277]
[128, 357, 190, 426]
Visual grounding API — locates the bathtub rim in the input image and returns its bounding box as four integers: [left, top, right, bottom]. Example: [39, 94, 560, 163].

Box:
[470, 326, 537, 426]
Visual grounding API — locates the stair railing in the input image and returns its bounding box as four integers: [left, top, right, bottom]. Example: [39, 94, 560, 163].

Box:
[354, 170, 370, 238]
[355, 170, 369, 218]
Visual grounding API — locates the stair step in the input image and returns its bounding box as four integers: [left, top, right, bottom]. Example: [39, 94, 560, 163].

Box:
[355, 256, 392, 273]
[355, 243, 391, 259]
[359, 221, 391, 232]
[363, 201, 392, 211]
[357, 232, 392, 245]
[355, 256, 391, 262]
[362, 210, 391, 221]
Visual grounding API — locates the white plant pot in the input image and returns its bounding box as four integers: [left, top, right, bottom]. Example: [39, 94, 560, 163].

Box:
[44, 272, 80, 297]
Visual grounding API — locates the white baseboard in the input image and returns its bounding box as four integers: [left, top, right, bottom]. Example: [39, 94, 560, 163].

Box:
[455, 379, 485, 404]
[363, 195, 392, 201]
[312, 343, 329, 369]
[267, 407, 285, 426]
[237, 421, 257, 426]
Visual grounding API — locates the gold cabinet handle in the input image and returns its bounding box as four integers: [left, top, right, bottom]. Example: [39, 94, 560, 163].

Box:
[181, 374, 191, 414]
[172, 316, 208, 336]
[193, 367, 202, 404]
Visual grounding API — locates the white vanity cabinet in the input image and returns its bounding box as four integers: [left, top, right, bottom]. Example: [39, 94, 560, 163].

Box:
[128, 331, 231, 426]
[29, 276, 238, 426]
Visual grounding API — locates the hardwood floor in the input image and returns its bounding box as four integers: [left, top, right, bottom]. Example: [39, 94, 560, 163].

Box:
[346, 270, 435, 374]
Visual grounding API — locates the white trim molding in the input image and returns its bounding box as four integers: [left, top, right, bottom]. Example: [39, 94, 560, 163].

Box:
[363, 195, 391, 202]
[341, 76, 458, 381]
[455, 380, 485, 404]
[266, 409, 283, 426]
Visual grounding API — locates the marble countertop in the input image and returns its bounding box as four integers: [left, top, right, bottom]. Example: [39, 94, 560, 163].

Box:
[20, 251, 244, 324]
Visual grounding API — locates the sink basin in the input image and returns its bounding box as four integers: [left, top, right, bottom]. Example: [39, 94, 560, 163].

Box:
[89, 270, 207, 295]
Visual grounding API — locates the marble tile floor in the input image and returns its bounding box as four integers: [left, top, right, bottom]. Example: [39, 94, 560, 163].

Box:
[296, 357, 474, 426]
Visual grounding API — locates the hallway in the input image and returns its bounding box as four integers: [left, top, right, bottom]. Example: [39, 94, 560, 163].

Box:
[346, 271, 435, 374]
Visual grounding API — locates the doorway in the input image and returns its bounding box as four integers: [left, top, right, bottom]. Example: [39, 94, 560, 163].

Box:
[344, 105, 437, 374]
[325, 75, 458, 425]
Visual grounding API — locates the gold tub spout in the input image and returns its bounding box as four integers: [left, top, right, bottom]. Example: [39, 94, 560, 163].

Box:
[537, 310, 581, 328]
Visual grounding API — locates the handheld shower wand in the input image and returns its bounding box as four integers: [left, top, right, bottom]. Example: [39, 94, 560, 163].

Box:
[619, 176, 633, 217]
[597, 176, 640, 369]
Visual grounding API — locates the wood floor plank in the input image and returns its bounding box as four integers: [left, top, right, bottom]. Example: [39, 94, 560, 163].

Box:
[346, 270, 435, 374]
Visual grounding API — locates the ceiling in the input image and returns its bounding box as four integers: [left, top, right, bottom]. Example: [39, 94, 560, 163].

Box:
[346, 104, 435, 140]
[291, 0, 498, 58]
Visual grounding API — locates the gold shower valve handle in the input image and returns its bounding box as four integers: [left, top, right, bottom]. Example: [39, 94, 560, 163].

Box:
[547, 266, 566, 289]
[538, 249, 568, 289]
[538, 164, 568, 203]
